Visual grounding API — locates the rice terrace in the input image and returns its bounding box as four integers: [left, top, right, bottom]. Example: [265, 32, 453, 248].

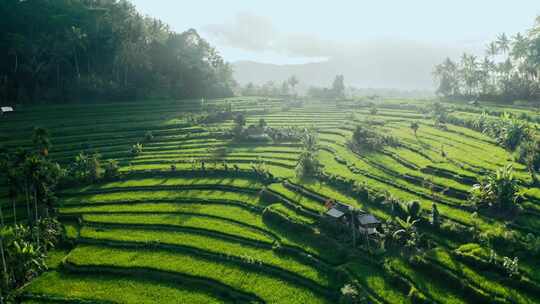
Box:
[1, 1, 540, 304]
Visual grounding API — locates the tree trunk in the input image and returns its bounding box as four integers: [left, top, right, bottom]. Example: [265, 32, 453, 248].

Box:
[11, 196, 16, 226]
[33, 187, 40, 248]
[74, 49, 80, 81]
[14, 53, 18, 73]
[24, 180, 31, 225]
[529, 165, 538, 185]
[124, 66, 128, 87]
[0, 234, 8, 294]
[57, 64, 60, 90]
[351, 211, 356, 248]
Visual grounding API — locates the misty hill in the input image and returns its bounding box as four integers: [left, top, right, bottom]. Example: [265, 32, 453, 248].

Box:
[232, 55, 439, 91]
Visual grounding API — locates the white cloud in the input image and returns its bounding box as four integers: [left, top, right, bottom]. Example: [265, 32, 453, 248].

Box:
[203, 12, 480, 89]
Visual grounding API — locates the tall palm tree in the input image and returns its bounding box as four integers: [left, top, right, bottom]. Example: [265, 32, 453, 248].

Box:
[24, 155, 43, 247]
[486, 41, 499, 58]
[12, 149, 32, 223]
[511, 33, 529, 61]
[288, 75, 299, 97]
[32, 127, 51, 157]
[0, 227, 8, 294]
[497, 33, 511, 55]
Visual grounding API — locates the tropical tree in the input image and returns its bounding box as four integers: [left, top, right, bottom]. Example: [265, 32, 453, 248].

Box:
[32, 127, 51, 156]
[433, 17, 540, 101]
[497, 33, 511, 55]
[288, 75, 299, 96]
[296, 129, 320, 178]
[332, 75, 346, 98]
[430, 203, 440, 228]
[410, 121, 419, 137]
[405, 200, 421, 219]
[516, 138, 540, 184]
[392, 216, 422, 254]
[433, 58, 460, 97]
[469, 164, 522, 212]
[486, 41, 499, 58]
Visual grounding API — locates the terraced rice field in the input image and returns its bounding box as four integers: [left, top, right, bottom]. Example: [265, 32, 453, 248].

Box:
[2, 97, 540, 303]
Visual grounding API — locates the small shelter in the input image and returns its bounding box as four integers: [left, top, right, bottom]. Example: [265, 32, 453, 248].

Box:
[325, 200, 353, 223]
[1, 106, 14, 115]
[357, 213, 381, 236]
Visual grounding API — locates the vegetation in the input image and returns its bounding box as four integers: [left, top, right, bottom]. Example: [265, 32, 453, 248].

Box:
[0, 97, 538, 303]
[0, 5, 539, 304]
[434, 17, 540, 101]
[0, 0, 234, 104]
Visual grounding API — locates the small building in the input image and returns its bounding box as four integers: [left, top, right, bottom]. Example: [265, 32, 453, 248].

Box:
[1, 106, 14, 115]
[325, 200, 353, 222]
[357, 213, 381, 236]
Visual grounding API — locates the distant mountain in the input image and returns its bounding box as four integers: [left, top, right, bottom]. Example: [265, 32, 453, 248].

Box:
[232, 55, 440, 91]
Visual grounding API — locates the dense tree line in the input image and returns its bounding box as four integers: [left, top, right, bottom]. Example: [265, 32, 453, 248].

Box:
[434, 16, 540, 102]
[307, 75, 346, 99]
[240, 76, 299, 97]
[0, 0, 234, 104]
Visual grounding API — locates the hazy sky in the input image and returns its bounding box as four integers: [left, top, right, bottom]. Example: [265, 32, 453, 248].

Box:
[130, 0, 539, 89]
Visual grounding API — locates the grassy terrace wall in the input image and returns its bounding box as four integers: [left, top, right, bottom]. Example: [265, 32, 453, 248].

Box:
[1, 97, 539, 303]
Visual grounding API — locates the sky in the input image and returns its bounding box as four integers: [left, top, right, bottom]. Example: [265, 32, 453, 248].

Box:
[130, 0, 539, 89]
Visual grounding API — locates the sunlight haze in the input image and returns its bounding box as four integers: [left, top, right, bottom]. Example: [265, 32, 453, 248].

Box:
[130, 0, 539, 89]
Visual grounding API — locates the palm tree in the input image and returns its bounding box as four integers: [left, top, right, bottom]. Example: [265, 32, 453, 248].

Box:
[410, 122, 419, 137]
[497, 33, 511, 55]
[486, 41, 499, 58]
[481, 57, 496, 94]
[460, 53, 480, 97]
[0, 227, 8, 293]
[511, 33, 529, 61]
[288, 75, 299, 97]
[32, 127, 51, 156]
[24, 155, 43, 247]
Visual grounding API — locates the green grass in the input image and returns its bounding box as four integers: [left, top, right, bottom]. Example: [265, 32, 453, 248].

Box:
[24, 271, 226, 304]
[79, 226, 333, 286]
[5, 97, 540, 303]
[386, 257, 468, 304]
[346, 261, 410, 303]
[427, 248, 540, 304]
[66, 245, 329, 304]
[82, 213, 275, 243]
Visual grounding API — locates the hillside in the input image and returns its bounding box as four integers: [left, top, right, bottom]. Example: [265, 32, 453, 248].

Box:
[1, 97, 539, 303]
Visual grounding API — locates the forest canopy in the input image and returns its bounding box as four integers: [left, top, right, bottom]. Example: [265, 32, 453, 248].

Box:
[0, 0, 235, 104]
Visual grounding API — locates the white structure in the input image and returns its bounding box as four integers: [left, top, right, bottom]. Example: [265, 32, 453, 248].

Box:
[1, 106, 14, 114]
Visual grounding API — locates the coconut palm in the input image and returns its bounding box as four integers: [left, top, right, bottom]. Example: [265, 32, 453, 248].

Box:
[410, 122, 419, 137]
[288, 75, 299, 97]
[511, 33, 529, 61]
[32, 127, 51, 157]
[23, 155, 43, 247]
[486, 41, 499, 58]
[497, 33, 511, 54]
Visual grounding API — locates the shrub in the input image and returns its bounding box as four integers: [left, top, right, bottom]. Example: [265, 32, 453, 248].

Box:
[349, 125, 398, 152]
[339, 283, 365, 304]
[130, 143, 143, 156]
[69, 152, 102, 183]
[469, 164, 522, 213]
[104, 159, 120, 179]
[144, 131, 154, 142]
[515, 138, 540, 183]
